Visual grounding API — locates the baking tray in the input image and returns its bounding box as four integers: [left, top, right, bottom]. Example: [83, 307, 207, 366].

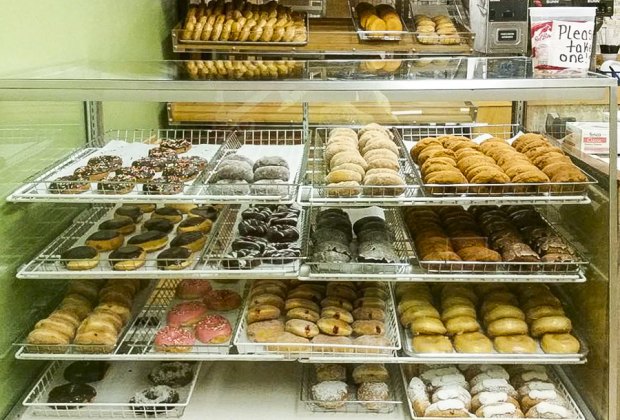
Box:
[16, 204, 222, 279]
[202, 128, 307, 204]
[173, 12, 309, 46]
[121, 279, 247, 356]
[349, 0, 410, 41]
[301, 363, 403, 414]
[8, 129, 227, 203]
[23, 360, 202, 418]
[400, 365, 586, 420]
[198, 205, 306, 279]
[301, 207, 413, 278]
[303, 127, 421, 205]
[233, 282, 401, 359]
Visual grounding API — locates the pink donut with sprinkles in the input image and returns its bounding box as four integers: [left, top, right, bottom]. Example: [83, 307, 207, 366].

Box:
[195, 315, 232, 344]
[166, 301, 207, 327]
[175, 279, 213, 300]
[154, 326, 195, 353]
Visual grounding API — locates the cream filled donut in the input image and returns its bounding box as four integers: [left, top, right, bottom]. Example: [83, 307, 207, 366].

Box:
[166, 301, 207, 327]
[195, 315, 232, 344]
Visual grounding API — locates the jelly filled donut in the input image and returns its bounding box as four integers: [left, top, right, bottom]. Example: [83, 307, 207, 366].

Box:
[49, 175, 90, 194]
[85, 230, 124, 251]
[109, 245, 146, 270]
[204, 289, 242, 311]
[157, 247, 193, 270]
[61, 246, 100, 270]
[196, 314, 232, 344]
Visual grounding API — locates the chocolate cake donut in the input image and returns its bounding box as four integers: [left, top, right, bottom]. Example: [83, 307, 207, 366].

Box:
[266, 224, 299, 243]
[242, 207, 273, 222]
[148, 362, 195, 388]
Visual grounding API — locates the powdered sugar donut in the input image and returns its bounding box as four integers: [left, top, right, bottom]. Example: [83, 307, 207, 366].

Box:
[166, 301, 207, 327]
[195, 315, 232, 344]
[254, 165, 290, 182]
[175, 280, 213, 300]
[253, 156, 289, 170]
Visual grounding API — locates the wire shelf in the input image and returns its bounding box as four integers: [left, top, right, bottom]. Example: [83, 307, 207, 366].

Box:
[234, 282, 402, 360]
[400, 365, 586, 420]
[301, 207, 413, 279]
[23, 360, 202, 418]
[301, 363, 404, 414]
[398, 124, 597, 201]
[8, 128, 230, 203]
[197, 205, 306, 279]
[16, 204, 223, 280]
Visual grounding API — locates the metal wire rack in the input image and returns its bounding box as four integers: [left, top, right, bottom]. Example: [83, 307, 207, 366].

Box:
[301, 207, 413, 279]
[16, 204, 223, 280]
[400, 365, 586, 420]
[234, 282, 402, 360]
[8, 128, 230, 203]
[300, 363, 404, 414]
[198, 205, 306, 279]
[202, 128, 307, 204]
[23, 360, 202, 418]
[398, 124, 597, 201]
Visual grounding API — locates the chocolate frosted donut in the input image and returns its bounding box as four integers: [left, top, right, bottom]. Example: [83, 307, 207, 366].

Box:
[109, 245, 147, 270]
[148, 147, 178, 164]
[253, 155, 289, 170]
[99, 216, 135, 235]
[214, 160, 253, 182]
[97, 174, 136, 195]
[157, 247, 193, 270]
[263, 246, 301, 264]
[242, 207, 272, 222]
[115, 206, 143, 223]
[152, 207, 183, 223]
[128, 230, 169, 251]
[222, 248, 261, 270]
[238, 219, 269, 237]
[132, 157, 161, 172]
[116, 165, 155, 182]
[266, 224, 299, 243]
[179, 156, 207, 171]
[49, 175, 90, 194]
[190, 205, 218, 221]
[88, 155, 122, 170]
[129, 385, 179, 415]
[163, 164, 200, 182]
[232, 236, 270, 253]
[143, 177, 185, 195]
[254, 165, 290, 182]
[160, 138, 191, 153]
[85, 230, 124, 251]
[148, 362, 194, 388]
[48, 383, 97, 407]
[143, 218, 175, 234]
[170, 231, 206, 251]
[63, 361, 110, 384]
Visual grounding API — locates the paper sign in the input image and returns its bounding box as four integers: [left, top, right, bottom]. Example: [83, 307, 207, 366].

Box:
[547, 20, 594, 69]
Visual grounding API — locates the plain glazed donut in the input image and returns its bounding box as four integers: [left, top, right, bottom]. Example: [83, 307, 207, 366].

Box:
[486, 318, 529, 337]
[453, 332, 493, 353]
[540, 333, 580, 353]
[412, 335, 453, 353]
[493, 335, 537, 353]
[530, 316, 572, 337]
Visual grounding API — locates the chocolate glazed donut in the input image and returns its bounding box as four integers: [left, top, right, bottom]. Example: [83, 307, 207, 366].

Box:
[109, 245, 147, 271]
[157, 247, 193, 270]
[48, 383, 97, 408]
[266, 224, 299, 243]
[238, 219, 269, 237]
[143, 218, 175, 234]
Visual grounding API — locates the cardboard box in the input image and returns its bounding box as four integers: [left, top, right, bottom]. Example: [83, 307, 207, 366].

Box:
[565, 121, 615, 154]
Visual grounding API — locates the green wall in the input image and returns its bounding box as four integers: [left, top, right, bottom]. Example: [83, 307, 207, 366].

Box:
[0, 1, 176, 416]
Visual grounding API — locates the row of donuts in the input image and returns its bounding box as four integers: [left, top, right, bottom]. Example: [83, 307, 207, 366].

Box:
[27, 279, 143, 351]
[396, 283, 580, 355]
[185, 59, 302, 80]
[406, 364, 576, 418]
[49, 139, 206, 196]
[245, 279, 391, 350]
[60, 204, 219, 272]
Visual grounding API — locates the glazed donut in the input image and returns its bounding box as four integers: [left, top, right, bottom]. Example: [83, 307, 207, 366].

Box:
[412, 335, 453, 353]
[540, 333, 580, 353]
[483, 305, 525, 325]
[410, 316, 447, 335]
[445, 316, 480, 335]
[400, 306, 441, 327]
[196, 315, 232, 344]
[317, 317, 353, 336]
[154, 326, 194, 353]
[166, 301, 207, 327]
[204, 289, 242, 311]
[441, 304, 477, 321]
[176, 279, 212, 299]
[453, 332, 493, 353]
[486, 318, 529, 337]
[530, 316, 572, 337]
[285, 318, 320, 338]
[494, 335, 537, 353]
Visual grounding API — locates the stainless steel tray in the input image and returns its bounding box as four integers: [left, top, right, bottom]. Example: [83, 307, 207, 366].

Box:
[400, 365, 586, 420]
[23, 360, 202, 418]
[349, 0, 410, 42]
[301, 363, 404, 414]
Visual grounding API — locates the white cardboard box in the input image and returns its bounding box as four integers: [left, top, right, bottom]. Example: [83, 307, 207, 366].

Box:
[565, 121, 615, 154]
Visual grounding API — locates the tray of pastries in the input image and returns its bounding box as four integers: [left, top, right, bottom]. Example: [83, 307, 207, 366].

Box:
[409, 2, 474, 48]
[302, 207, 412, 277]
[350, 0, 409, 41]
[204, 129, 306, 203]
[234, 280, 401, 358]
[183, 59, 305, 80]
[395, 283, 587, 364]
[198, 204, 305, 278]
[23, 360, 201, 418]
[177, 0, 309, 45]
[402, 364, 585, 419]
[403, 205, 587, 274]
[301, 363, 403, 414]
[19, 279, 151, 356]
[17, 204, 221, 279]
[122, 279, 246, 355]
[406, 132, 596, 197]
[9, 129, 228, 202]
[304, 124, 418, 203]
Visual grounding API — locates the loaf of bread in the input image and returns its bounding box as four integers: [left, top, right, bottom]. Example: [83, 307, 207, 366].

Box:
[181, 0, 307, 43]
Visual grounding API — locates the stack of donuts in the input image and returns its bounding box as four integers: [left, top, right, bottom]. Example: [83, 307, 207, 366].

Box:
[396, 283, 580, 355]
[181, 0, 307, 43]
[324, 124, 406, 197]
[153, 279, 241, 352]
[245, 280, 391, 352]
[355, 3, 404, 33]
[414, 14, 460, 45]
[27, 279, 142, 352]
[185, 59, 302, 80]
[406, 364, 577, 418]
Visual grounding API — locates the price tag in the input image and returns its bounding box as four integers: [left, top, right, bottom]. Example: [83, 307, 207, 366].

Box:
[547, 20, 594, 69]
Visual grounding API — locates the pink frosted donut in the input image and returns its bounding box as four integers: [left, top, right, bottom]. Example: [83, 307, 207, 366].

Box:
[154, 326, 194, 352]
[195, 315, 232, 344]
[176, 279, 213, 299]
[166, 301, 207, 327]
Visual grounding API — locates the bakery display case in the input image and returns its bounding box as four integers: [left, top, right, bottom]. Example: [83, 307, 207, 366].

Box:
[0, 54, 617, 420]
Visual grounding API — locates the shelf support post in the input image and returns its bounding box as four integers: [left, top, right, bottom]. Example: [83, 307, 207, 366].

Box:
[85, 101, 103, 143]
